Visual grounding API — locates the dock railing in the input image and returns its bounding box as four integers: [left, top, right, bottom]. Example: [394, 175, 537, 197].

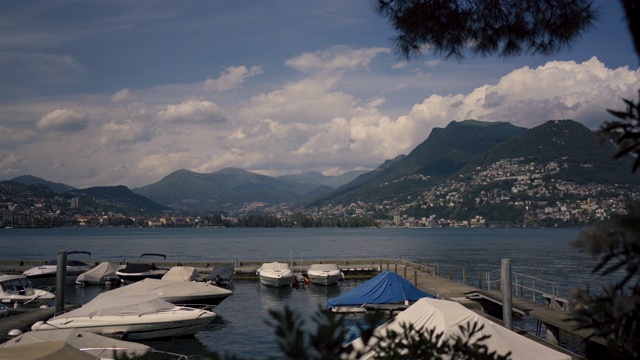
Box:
[485, 269, 570, 310]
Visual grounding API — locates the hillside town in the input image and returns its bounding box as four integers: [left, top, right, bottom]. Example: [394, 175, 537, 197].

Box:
[1, 157, 639, 229]
[277, 157, 640, 228]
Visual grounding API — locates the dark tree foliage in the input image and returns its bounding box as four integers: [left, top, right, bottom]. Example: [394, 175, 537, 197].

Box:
[598, 90, 640, 173]
[376, 0, 598, 60]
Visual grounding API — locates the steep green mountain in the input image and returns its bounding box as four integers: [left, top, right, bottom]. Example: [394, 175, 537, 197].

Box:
[10, 175, 75, 192]
[311, 120, 527, 206]
[462, 119, 640, 185]
[315, 119, 640, 209]
[68, 185, 170, 216]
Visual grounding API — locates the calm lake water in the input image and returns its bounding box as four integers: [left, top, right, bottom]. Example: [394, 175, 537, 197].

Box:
[0, 227, 605, 358]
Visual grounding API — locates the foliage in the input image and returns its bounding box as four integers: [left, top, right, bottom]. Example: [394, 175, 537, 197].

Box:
[266, 306, 511, 360]
[571, 218, 640, 359]
[598, 90, 640, 173]
[376, 0, 597, 60]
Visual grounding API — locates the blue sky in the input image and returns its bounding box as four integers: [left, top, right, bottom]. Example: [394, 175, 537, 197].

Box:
[0, 0, 638, 189]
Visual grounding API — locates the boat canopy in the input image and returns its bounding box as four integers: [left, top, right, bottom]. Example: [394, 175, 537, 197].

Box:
[75, 261, 119, 284]
[162, 266, 199, 281]
[0, 328, 151, 358]
[327, 271, 434, 308]
[347, 297, 571, 360]
[308, 264, 341, 272]
[51, 292, 174, 319]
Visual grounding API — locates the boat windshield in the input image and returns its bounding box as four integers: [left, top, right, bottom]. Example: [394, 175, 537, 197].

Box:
[0, 278, 35, 296]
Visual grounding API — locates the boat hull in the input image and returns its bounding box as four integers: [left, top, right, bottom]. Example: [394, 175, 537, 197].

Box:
[259, 273, 293, 287]
[307, 273, 343, 286]
[32, 307, 216, 340]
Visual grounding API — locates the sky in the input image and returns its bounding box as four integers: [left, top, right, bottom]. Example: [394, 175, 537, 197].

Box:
[1, 0, 638, 189]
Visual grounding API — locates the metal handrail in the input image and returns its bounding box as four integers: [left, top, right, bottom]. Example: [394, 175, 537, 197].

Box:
[486, 269, 560, 304]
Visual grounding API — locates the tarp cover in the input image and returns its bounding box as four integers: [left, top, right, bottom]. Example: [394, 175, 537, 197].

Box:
[101, 278, 232, 303]
[258, 262, 291, 271]
[347, 297, 571, 360]
[162, 266, 199, 281]
[308, 264, 341, 272]
[327, 271, 434, 308]
[50, 292, 174, 319]
[0, 328, 151, 358]
[0, 340, 95, 360]
[75, 261, 119, 284]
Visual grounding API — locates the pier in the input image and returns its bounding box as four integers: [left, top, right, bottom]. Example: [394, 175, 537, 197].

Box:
[0, 259, 604, 358]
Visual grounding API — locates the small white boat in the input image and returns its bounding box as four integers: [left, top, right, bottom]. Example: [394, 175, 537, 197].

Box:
[75, 261, 121, 286]
[107, 277, 233, 309]
[257, 262, 294, 287]
[0, 274, 55, 306]
[31, 292, 216, 340]
[115, 253, 169, 283]
[23, 251, 94, 284]
[162, 266, 199, 281]
[307, 263, 344, 286]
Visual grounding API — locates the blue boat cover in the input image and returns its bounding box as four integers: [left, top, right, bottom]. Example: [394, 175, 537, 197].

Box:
[327, 271, 434, 308]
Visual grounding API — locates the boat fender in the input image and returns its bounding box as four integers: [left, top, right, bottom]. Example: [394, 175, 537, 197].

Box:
[8, 329, 22, 336]
[31, 321, 44, 331]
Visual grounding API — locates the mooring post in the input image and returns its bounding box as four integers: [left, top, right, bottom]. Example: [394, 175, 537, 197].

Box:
[414, 270, 418, 286]
[501, 258, 513, 330]
[403, 266, 407, 279]
[479, 273, 483, 288]
[55, 250, 67, 314]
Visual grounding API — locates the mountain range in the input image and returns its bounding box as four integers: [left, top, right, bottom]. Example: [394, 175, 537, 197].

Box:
[5, 119, 639, 216]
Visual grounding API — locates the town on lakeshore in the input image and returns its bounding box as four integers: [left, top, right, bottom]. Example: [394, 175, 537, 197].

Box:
[2, 156, 638, 229]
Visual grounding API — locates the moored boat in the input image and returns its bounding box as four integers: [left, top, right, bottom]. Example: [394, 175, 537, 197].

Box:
[23, 251, 94, 284]
[106, 277, 232, 309]
[75, 261, 121, 286]
[31, 293, 216, 340]
[115, 253, 169, 283]
[257, 262, 294, 287]
[307, 263, 344, 286]
[0, 274, 55, 307]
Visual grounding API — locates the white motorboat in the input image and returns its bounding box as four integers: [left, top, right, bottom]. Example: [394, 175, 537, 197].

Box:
[115, 253, 169, 283]
[107, 277, 233, 309]
[23, 251, 94, 284]
[306, 263, 344, 286]
[257, 262, 294, 287]
[31, 292, 216, 340]
[161, 266, 199, 281]
[75, 261, 121, 286]
[0, 274, 55, 306]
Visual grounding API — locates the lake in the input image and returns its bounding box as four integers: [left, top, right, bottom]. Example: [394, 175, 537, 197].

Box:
[0, 227, 603, 358]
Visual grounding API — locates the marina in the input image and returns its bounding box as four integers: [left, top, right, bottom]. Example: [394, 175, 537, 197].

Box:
[0, 227, 609, 358]
[0, 256, 601, 359]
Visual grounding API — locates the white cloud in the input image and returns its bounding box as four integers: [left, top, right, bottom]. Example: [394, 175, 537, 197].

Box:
[285, 46, 390, 74]
[111, 88, 135, 102]
[36, 108, 88, 131]
[99, 120, 154, 148]
[0, 126, 35, 148]
[203, 65, 263, 93]
[157, 100, 227, 124]
[403, 57, 640, 133]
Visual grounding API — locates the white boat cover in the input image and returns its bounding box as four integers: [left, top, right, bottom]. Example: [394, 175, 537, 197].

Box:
[104, 278, 232, 303]
[52, 292, 174, 319]
[347, 297, 571, 360]
[0, 340, 95, 360]
[258, 262, 292, 272]
[0, 328, 151, 358]
[308, 263, 341, 272]
[162, 266, 199, 281]
[75, 262, 120, 284]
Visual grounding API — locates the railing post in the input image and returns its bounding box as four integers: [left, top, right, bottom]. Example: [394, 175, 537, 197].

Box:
[414, 270, 418, 286]
[479, 273, 483, 289]
[501, 259, 513, 330]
